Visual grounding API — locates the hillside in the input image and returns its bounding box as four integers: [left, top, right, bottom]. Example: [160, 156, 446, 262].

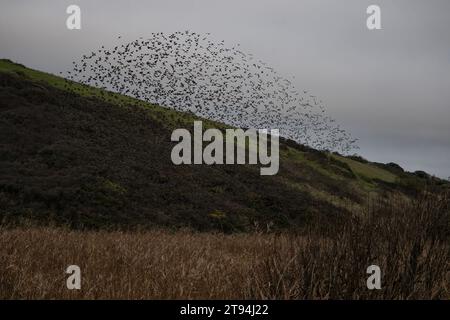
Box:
[0, 59, 447, 231]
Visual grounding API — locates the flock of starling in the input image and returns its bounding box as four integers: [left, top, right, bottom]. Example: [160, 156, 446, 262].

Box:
[65, 31, 358, 153]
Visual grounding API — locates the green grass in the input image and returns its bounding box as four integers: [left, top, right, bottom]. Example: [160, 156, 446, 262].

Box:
[332, 154, 397, 184]
[0, 59, 228, 131]
[0, 59, 66, 87]
[283, 147, 342, 180]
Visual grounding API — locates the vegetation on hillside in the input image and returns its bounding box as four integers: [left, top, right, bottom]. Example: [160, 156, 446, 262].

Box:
[1, 59, 448, 231]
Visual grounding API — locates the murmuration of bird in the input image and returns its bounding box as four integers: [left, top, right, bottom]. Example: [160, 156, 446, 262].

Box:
[64, 31, 359, 154]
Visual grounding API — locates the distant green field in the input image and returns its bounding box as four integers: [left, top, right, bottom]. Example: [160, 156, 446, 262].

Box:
[332, 154, 397, 184]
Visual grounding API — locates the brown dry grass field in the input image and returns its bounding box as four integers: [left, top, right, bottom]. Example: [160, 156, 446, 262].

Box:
[1, 193, 449, 300]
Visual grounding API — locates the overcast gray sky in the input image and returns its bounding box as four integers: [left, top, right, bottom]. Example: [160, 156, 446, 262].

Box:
[1, 0, 449, 178]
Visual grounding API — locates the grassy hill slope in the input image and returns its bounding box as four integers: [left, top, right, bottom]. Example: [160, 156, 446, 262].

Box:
[0, 59, 446, 231]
